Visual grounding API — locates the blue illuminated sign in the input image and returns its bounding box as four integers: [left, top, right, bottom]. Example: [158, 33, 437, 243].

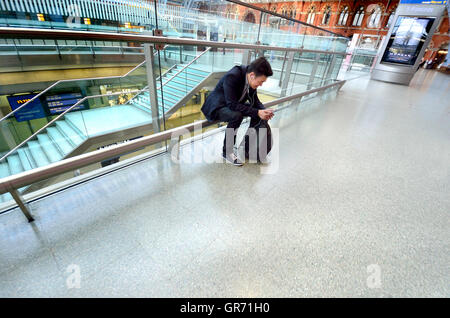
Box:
[7, 94, 46, 122]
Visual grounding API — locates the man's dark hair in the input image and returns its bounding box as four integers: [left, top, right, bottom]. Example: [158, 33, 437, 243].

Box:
[247, 57, 273, 77]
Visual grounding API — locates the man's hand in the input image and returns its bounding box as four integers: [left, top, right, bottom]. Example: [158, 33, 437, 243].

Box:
[258, 109, 274, 120]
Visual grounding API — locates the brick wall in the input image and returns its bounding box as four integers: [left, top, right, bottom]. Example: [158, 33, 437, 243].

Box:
[229, 1, 448, 60]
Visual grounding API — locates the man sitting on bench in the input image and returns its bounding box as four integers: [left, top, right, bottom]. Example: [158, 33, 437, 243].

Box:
[201, 57, 274, 166]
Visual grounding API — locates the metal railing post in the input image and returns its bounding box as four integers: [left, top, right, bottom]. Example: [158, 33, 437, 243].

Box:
[144, 44, 161, 134]
[323, 54, 336, 86]
[54, 39, 62, 60]
[242, 49, 251, 65]
[90, 41, 96, 59]
[169, 134, 182, 162]
[281, 51, 295, 97]
[279, 51, 288, 87]
[12, 38, 22, 64]
[10, 189, 34, 222]
[307, 54, 321, 90]
[257, 12, 263, 43]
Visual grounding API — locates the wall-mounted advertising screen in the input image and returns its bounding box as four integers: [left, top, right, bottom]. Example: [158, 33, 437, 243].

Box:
[381, 16, 435, 66]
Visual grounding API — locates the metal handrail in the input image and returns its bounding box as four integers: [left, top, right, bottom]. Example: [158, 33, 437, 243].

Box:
[158, 47, 212, 89]
[0, 79, 345, 195]
[0, 88, 145, 163]
[0, 45, 168, 124]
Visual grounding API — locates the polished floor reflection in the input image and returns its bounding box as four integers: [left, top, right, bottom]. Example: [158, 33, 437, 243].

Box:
[0, 70, 449, 297]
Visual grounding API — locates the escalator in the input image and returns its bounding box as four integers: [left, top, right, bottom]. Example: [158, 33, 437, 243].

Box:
[130, 63, 217, 118]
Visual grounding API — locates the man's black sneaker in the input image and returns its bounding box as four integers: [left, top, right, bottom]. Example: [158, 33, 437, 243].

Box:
[222, 153, 243, 166]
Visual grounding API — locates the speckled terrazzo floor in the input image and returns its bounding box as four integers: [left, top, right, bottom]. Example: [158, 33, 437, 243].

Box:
[0, 70, 449, 297]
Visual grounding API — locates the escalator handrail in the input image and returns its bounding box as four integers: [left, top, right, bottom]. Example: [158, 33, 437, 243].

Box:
[124, 64, 178, 106]
[158, 47, 212, 89]
[125, 46, 213, 108]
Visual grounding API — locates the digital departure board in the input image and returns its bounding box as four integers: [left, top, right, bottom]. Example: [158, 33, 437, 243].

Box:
[45, 93, 86, 115]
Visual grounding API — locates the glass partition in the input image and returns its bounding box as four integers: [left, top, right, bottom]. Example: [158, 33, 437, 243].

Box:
[0, 0, 349, 51]
[0, 0, 348, 210]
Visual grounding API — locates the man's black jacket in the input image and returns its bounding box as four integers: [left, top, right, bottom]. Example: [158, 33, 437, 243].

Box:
[201, 65, 265, 121]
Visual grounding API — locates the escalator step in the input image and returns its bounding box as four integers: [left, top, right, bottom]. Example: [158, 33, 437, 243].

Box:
[174, 67, 208, 79]
[158, 99, 174, 108]
[164, 82, 187, 92]
[37, 134, 64, 163]
[0, 192, 13, 204]
[162, 86, 185, 99]
[160, 93, 179, 104]
[6, 154, 24, 176]
[0, 163, 12, 204]
[27, 140, 51, 167]
[188, 67, 211, 76]
[55, 121, 85, 146]
[170, 70, 205, 81]
[47, 127, 74, 156]
[0, 162, 11, 179]
[134, 104, 151, 114]
[17, 148, 34, 171]
[164, 79, 195, 90]
[176, 70, 206, 81]
[169, 77, 202, 87]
